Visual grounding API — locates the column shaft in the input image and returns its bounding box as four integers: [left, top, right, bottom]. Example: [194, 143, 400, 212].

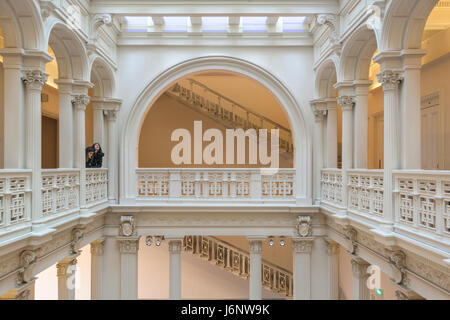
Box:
[292, 238, 314, 300]
[249, 239, 263, 300]
[325, 240, 339, 300]
[312, 102, 326, 204]
[326, 100, 338, 168]
[351, 258, 370, 300]
[56, 257, 78, 300]
[102, 236, 121, 299]
[169, 239, 183, 300]
[118, 237, 140, 300]
[353, 82, 370, 168]
[55, 80, 74, 168]
[90, 239, 104, 300]
[106, 111, 118, 202]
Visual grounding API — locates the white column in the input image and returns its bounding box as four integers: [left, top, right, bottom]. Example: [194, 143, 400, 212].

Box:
[325, 239, 339, 300]
[312, 101, 326, 204]
[117, 237, 140, 300]
[0, 49, 25, 168]
[102, 236, 120, 299]
[378, 70, 403, 227]
[56, 256, 78, 300]
[353, 81, 371, 169]
[22, 70, 48, 222]
[351, 257, 370, 300]
[168, 238, 183, 300]
[248, 238, 263, 300]
[92, 100, 105, 147]
[106, 109, 118, 202]
[54, 79, 74, 168]
[325, 99, 338, 168]
[400, 50, 426, 169]
[292, 238, 314, 300]
[72, 95, 90, 208]
[90, 238, 104, 300]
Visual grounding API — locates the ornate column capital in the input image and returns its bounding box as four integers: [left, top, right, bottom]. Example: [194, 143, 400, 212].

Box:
[56, 257, 78, 277]
[105, 109, 118, 122]
[168, 239, 183, 254]
[311, 103, 327, 123]
[117, 237, 140, 254]
[351, 257, 370, 279]
[377, 70, 403, 91]
[90, 238, 105, 256]
[324, 238, 340, 256]
[72, 94, 90, 111]
[21, 70, 48, 91]
[248, 238, 263, 254]
[337, 95, 355, 111]
[292, 238, 314, 254]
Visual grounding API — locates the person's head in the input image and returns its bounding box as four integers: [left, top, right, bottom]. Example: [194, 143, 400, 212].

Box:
[86, 147, 95, 159]
[93, 143, 101, 152]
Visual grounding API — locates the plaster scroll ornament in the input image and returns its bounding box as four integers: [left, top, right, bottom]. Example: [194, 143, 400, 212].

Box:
[16, 250, 37, 285]
[70, 228, 84, 254]
[389, 250, 407, 285]
[344, 226, 358, 254]
[296, 216, 312, 237]
[120, 215, 136, 237]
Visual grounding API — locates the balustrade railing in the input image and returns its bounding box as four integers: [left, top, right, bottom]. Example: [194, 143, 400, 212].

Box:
[41, 169, 80, 217]
[321, 169, 344, 207]
[136, 168, 295, 202]
[347, 169, 384, 217]
[0, 170, 31, 230]
[85, 168, 108, 206]
[169, 78, 294, 153]
[184, 235, 293, 297]
[394, 170, 450, 237]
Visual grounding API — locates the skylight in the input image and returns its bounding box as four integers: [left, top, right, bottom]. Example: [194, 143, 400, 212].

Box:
[202, 17, 229, 33]
[123, 16, 152, 32]
[163, 16, 189, 32]
[242, 17, 267, 33]
[282, 17, 307, 32]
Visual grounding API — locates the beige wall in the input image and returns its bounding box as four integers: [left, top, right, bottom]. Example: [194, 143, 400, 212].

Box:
[138, 93, 293, 168]
[0, 62, 4, 169]
[42, 116, 58, 169]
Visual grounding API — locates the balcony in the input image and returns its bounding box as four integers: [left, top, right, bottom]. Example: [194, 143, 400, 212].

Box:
[136, 168, 296, 204]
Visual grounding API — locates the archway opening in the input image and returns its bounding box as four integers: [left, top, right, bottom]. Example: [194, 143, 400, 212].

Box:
[138, 70, 294, 169]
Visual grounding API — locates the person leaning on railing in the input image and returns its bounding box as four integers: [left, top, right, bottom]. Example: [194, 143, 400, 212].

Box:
[92, 143, 105, 168]
[86, 146, 95, 168]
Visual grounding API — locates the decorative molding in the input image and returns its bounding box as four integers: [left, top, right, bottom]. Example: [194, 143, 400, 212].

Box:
[21, 70, 49, 90]
[90, 239, 105, 256]
[70, 228, 84, 255]
[421, 91, 440, 109]
[119, 215, 136, 237]
[296, 216, 313, 237]
[376, 70, 403, 91]
[351, 257, 370, 279]
[72, 95, 91, 110]
[337, 95, 355, 111]
[249, 239, 263, 254]
[388, 250, 407, 285]
[168, 239, 183, 254]
[344, 226, 358, 254]
[16, 250, 37, 286]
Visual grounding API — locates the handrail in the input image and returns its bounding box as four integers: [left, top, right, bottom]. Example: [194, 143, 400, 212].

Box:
[184, 78, 291, 134]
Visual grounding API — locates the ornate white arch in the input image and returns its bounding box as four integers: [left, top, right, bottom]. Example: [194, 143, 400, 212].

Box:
[89, 54, 116, 98]
[44, 17, 89, 81]
[315, 56, 339, 98]
[381, 0, 439, 51]
[120, 56, 311, 204]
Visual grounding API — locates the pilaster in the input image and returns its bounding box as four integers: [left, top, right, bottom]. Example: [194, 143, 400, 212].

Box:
[292, 236, 314, 300]
[351, 257, 370, 300]
[56, 256, 79, 300]
[248, 237, 264, 300]
[168, 238, 183, 300]
[90, 238, 105, 300]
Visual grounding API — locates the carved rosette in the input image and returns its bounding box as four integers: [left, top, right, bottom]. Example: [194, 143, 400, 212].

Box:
[72, 95, 91, 111]
[119, 215, 136, 237]
[21, 70, 49, 90]
[118, 239, 139, 254]
[337, 95, 355, 112]
[351, 258, 370, 279]
[377, 70, 403, 91]
[296, 216, 312, 237]
[292, 239, 314, 254]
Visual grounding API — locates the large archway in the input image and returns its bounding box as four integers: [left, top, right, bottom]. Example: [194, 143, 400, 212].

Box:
[121, 56, 311, 204]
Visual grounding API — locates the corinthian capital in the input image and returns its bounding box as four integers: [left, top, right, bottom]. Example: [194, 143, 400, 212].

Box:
[337, 95, 355, 111]
[292, 238, 314, 253]
[22, 70, 48, 90]
[72, 95, 90, 110]
[377, 70, 403, 91]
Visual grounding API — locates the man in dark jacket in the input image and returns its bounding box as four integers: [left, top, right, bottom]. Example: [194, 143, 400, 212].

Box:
[86, 147, 95, 168]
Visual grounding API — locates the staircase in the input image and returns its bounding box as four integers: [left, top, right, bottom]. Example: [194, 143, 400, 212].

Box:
[183, 236, 293, 298]
[166, 78, 294, 155]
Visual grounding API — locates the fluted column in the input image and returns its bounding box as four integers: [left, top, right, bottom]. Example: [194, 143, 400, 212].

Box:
[248, 238, 263, 300]
[351, 257, 370, 300]
[325, 99, 338, 168]
[292, 238, 314, 300]
[168, 238, 183, 300]
[54, 79, 75, 168]
[117, 237, 140, 300]
[378, 71, 403, 227]
[56, 256, 78, 300]
[325, 239, 339, 300]
[22, 70, 48, 222]
[400, 50, 426, 169]
[72, 95, 90, 208]
[312, 101, 327, 204]
[106, 109, 118, 202]
[0, 50, 25, 168]
[353, 81, 371, 168]
[90, 238, 105, 300]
